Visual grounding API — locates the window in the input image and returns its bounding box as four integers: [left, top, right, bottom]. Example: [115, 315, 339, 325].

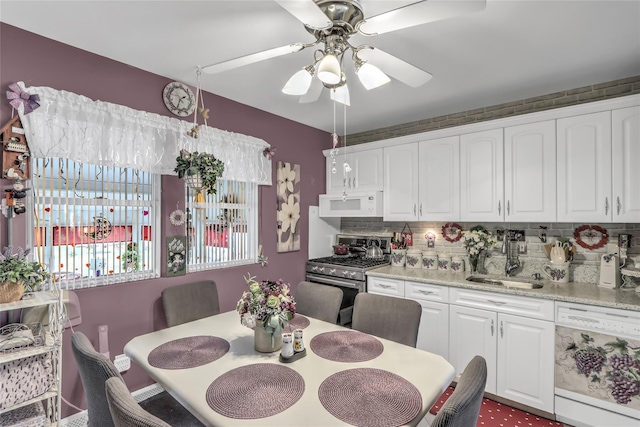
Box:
[186, 180, 258, 271]
[31, 158, 161, 290]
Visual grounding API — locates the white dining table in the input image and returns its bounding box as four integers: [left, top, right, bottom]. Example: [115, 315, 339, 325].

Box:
[124, 311, 455, 427]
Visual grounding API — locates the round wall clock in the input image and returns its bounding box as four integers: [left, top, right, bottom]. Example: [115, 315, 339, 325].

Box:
[162, 82, 196, 117]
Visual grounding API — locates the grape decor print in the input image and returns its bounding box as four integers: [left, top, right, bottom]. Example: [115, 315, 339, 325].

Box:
[555, 326, 640, 408]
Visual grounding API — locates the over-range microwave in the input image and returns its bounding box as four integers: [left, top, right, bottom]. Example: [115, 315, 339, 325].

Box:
[318, 191, 383, 217]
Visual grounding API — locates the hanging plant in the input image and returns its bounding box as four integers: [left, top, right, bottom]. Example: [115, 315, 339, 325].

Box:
[174, 149, 225, 195]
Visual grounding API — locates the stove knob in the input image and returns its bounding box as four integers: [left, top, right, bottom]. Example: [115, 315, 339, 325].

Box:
[342, 271, 349, 276]
[319, 267, 325, 273]
[350, 271, 357, 278]
[311, 266, 318, 272]
[329, 269, 336, 275]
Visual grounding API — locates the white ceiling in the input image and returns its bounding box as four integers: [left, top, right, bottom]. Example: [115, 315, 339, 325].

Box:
[1, 1, 639, 134]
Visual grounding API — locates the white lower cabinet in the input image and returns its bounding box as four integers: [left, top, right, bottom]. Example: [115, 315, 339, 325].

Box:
[448, 288, 555, 413]
[366, 277, 556, 413]
[449, 304, 498, 393]
[497, 313, 555, 412]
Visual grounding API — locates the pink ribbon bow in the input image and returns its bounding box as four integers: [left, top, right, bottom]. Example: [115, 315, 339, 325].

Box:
[263, 147, 276, 160]
[6, 83, 40, 114]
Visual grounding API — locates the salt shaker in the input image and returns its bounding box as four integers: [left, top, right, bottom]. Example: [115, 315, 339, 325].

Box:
[294, 329, 305, 353]
[281, 333, 294, 358]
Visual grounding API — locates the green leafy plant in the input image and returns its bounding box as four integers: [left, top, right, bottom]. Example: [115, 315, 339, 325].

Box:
[174, 149, 225, 195]
[0, 247, 51, 291]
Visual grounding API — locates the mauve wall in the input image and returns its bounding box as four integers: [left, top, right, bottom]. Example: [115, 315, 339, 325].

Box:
[0, 23, 329, 417]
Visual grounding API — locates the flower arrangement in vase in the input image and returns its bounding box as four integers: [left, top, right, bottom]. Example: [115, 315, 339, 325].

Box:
[460, 226, 498, 273]
[236, 274, 296, 352]
[174, 149, 225, 198]
[0, 247, 51, 303]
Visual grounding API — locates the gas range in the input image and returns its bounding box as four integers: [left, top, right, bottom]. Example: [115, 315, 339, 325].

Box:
[305, 235, 392, 326]
[307, 255, 390, 283]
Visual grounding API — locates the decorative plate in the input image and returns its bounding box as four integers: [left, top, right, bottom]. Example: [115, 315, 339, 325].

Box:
[573, 224, 609, 250]
[441, 222, 463, 243]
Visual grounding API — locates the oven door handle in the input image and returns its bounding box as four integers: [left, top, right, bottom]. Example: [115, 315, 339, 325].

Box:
[306, 273, 362, 290]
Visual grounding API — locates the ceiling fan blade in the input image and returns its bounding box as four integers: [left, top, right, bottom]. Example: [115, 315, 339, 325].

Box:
[358, 48, 432, 88]
[299, 77, 323, 103]
[358, 0, 486, 36]
[275, 0, 333, 30]
[201, 44, 304, 75]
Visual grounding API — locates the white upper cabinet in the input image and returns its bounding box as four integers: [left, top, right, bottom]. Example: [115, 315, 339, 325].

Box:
[504, 120, 557, 222]
[460, 129, 504, 221]
[419, 136, 460, 221]
[612, 106, 640, 222]
[557, 111, 612, 222]
[383, 143, 419, 220]
[326, 148, 383, 194]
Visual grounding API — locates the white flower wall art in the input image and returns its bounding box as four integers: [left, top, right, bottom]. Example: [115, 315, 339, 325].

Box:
[276, 161, 301, 253]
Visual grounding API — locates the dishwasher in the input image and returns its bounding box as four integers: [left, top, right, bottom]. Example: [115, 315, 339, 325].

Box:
[555, 301, 640, 426]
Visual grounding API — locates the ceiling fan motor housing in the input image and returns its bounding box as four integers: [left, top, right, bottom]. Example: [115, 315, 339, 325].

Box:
[313, 0, 364, 34]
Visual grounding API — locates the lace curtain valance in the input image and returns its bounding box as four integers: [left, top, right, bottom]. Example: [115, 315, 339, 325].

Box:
[14, 82, 272, 185]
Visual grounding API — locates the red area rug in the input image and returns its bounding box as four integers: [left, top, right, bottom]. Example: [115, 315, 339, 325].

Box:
[429, 387, 563, 427]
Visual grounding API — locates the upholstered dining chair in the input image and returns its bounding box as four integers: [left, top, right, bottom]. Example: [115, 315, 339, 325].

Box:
[105, 378, 171, 427]
[351, 292, 422, 347]
[295, 281, 344, 323]
[161, 280, 220, 327]
[431, 355, 488, 427]
[71, 331, 123, 427]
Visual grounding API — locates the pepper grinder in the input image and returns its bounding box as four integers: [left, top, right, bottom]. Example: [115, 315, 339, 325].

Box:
[294, 329, 305, 353]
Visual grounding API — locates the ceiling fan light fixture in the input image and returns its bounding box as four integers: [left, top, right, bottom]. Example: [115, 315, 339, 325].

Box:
[282, 66, 314, 95]
[317, 54, 342, 85]
[356, 62, 391, 90]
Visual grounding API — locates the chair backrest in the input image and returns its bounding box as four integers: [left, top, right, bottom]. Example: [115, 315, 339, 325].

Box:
[105, 378, 171, 427]
[295, 281, 344, 323]
[351, 292, 422, 347]
[71, 332, 123, 427]
[431, 355, 488, 427]
[161, 280, 220, 327]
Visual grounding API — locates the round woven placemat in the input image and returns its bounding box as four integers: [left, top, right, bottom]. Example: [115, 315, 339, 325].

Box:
[206, 363, 305, 419]
[318, 368, 422, 427]
[286, 314, 310, 330]
[310, 331, 383, 362]
[147, 336, 229, 369]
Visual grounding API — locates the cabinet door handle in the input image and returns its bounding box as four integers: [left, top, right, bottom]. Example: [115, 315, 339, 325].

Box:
[353, 177, 357, 188]
[507, 200, 510, 216]
[420, 203, 423, 216]
[491, 319, 494, 336]
[414, 204, 417, 216]
[498, 201, 501, 216]
[343, 178, 347, 187]
[378, 284, 392, 289]
[605, 197, 609, 215]
[617, 196, 621, 215]
[500, 321, 504, 338]
[417, 289, 434, 295]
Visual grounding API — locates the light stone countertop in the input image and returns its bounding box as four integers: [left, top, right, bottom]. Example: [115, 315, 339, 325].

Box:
[366, 266, 640, 312]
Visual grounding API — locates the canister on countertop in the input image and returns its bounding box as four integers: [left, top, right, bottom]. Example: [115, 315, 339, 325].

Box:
[422, 251, 438, 270]
[406, 249, 422, 269]
[451, 256, 465, 273]
[391, 249, 407, 267]
[438, 255, 451, 271]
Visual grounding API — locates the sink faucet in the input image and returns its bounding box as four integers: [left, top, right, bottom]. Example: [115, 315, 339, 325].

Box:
[503, 230, 521, 277]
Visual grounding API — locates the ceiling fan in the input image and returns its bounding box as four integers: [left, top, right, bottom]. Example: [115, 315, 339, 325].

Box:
[201, 0, 486, 105]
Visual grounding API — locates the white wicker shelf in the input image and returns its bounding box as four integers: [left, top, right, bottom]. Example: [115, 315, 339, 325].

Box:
[1, 288, 62, 425]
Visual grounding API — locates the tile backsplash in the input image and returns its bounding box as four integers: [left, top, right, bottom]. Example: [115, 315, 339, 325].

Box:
[341, 219, 639, 285]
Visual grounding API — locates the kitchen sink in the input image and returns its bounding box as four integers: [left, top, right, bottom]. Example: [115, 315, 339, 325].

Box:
[466, 276, 543, 289]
